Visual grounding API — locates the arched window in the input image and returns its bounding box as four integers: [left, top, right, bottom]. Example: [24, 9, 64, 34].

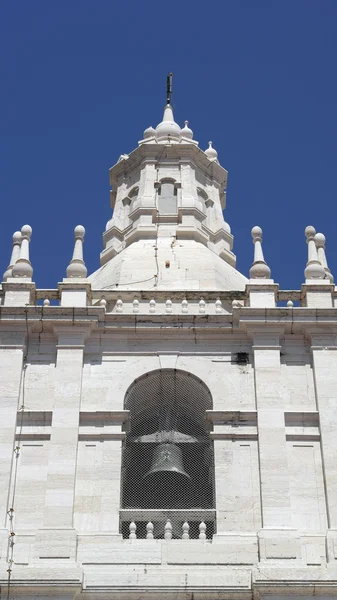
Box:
[197, 187, 213, 228]
[157, 179, 178, 214]
[121, 369, 215, 539]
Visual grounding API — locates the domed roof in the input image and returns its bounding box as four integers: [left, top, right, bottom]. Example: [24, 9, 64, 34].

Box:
[156, 104, 181, 140]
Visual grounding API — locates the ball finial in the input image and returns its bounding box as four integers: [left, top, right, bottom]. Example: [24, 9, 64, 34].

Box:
[314, 232, 326, 246]
[251, 226, 262, 240]
[21, 224, 32, 238]
[305, 226, 316, 239]
[74, 225, 85, 238]
[12, 231, 22, 244]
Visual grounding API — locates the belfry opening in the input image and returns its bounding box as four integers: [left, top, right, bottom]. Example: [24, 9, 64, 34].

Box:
[121, 369, 215, 538]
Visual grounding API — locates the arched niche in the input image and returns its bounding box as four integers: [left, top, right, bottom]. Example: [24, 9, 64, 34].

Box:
[121, 369, 215, 538]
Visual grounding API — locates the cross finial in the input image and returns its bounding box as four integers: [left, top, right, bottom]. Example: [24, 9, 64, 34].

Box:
[166, 72, 173, 105]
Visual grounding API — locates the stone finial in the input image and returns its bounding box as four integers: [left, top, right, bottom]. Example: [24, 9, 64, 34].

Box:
[12, 225, 33, 279]
[66, 225, 87, 278]
[100, 297, 107, 309]
[205, 141, 218, 161]
[180, 120, 193, 140]
[232, 299, 241, 309]
[315, 232, 334, 283]
[249, 226, 271, 279]
[304, 226, 325, 280]
[3, 231, 22, 281]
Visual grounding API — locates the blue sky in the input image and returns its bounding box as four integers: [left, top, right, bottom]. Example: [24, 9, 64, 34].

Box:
[1, 1, 337, 290]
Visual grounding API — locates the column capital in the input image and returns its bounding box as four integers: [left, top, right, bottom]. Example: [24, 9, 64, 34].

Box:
[243, 325, 285, 348]
[52, 324, 92, 348]
[306, 328, 337, 349]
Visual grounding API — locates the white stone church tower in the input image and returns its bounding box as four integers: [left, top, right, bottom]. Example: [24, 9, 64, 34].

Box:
[1, 89, 337, 600]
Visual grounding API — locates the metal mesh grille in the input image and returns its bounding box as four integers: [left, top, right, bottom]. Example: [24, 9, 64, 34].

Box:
[121, 369, 215, 539]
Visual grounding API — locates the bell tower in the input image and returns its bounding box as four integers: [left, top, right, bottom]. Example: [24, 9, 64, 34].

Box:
[89, 78, 247, 291]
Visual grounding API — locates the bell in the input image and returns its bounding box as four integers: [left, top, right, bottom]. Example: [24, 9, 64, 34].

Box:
[144, 443, 191, 480]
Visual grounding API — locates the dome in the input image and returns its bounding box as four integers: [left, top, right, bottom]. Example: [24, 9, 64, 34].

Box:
[180, 120, 193, 140]
[156, 104, 181, 140]
[88, 238, 247, 292]
[205, 141, 218, 161]
[143, 125, 156, 139]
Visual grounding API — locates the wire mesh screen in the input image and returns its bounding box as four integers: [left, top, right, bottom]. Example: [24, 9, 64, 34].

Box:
[121, 369, 215, 539]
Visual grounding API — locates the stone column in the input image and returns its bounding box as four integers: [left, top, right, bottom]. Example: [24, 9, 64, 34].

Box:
[0, 331, 26, 562]
[252, 329, 300, 560]
[35, 326, 90, 562]
[309, 331, 337, 561]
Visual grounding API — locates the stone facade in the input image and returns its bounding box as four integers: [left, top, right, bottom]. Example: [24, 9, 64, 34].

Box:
[1, 100, 337, 600]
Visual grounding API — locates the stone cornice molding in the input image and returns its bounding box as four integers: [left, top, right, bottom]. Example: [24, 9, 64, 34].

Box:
[109, 143, 228, 190]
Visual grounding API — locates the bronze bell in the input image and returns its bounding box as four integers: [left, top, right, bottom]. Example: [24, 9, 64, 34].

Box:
[144, 443, 191, 480]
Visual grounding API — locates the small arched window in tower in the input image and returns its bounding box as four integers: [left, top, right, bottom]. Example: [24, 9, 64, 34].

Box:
[121, 369, 215, 539]
[197, 187, 213, 229]
[129, 186, 139, 205]
[157, 179, 177, 214]
[123, 186, 139, 209]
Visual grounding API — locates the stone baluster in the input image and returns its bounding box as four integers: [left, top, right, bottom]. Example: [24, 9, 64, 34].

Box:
[12, 225, 33, 279]
[165, 299, 172, 314]
[133, 298, 139, 313]
[146, 521, 154, 539]
[43, 298, 50, 307]
[116, 298, 123, 313]
[287, 300, 293, 308]
[3, 231, 22, 281]
[182, 521, 190, 540]
[129, 521, 137, 539]
[149, 298, 156, 313]
[215, 298, 222, 314]
[199, 298, 206, 314]
[164, 520, 172, 540]
[199, 521, 207, 540]
[182, 298, 188, 313]
[100, 297, 107, 309]
[66, 225, 87, 278]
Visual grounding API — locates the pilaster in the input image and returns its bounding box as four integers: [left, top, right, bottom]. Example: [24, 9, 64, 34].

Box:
[0, 330, 26, 565]
[308, 330, 337, 561]
[35, 325, 90, 562]
[251, 328, 301, 561]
